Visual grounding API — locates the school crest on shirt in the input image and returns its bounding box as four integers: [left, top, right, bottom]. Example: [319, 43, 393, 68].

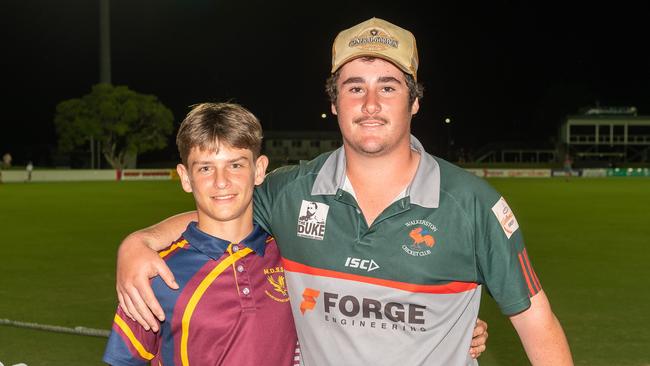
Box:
[264, 266, 290, 303]
[296, 200, 329, 240]
[401, 220, 437, 257]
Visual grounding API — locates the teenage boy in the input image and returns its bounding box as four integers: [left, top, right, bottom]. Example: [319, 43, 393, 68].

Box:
[103, 103, 298, 365]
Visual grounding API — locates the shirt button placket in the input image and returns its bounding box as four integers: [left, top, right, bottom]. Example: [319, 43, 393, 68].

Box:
[233, 247, 255, 309]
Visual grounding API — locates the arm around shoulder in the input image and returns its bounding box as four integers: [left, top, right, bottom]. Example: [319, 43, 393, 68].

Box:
[122, 211, 198, 251]
[509, 290, 573, 366]
[116, 211, 197, 331]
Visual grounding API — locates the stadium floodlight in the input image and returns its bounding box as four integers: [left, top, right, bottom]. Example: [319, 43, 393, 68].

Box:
[445, 118, 451, 124]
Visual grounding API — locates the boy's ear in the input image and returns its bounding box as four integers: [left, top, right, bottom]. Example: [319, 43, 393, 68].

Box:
[177, 163, 193, 193]
[254, 155, 269, 186]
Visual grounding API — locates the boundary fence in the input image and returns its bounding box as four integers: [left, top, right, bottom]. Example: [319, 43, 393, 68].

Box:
[1, 167, 649, 183]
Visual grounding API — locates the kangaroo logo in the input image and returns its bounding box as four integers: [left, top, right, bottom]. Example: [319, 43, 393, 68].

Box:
[409, 227, 435, 248]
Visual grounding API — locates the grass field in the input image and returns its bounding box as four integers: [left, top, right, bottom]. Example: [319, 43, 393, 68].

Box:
[0, 178, 649, 365]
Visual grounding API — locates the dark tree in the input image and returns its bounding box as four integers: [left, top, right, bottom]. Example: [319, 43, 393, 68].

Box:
[55, 84, 174, 169]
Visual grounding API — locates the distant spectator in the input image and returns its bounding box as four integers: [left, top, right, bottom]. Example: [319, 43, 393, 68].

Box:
[563, 154, 573, 181]
[458, 147, 466, 163]
[26, 161, 34, 182]
[2, 152, 12, 169]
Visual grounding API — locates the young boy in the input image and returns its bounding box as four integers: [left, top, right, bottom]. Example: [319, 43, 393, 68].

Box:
[103, 103, 298, 365]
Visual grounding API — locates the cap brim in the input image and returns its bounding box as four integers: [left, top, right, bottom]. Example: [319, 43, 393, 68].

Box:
[332, 52, 416, 80]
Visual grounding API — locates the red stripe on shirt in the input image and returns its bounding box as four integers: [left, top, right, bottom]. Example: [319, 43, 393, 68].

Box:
[282, 258, 478, 294]
[523, 248, 542, 292]
[517, 252, 535, 296]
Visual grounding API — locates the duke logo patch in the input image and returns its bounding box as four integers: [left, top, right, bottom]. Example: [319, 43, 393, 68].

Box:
[491, 197, 519, 239]
[297, 200, 329, 240]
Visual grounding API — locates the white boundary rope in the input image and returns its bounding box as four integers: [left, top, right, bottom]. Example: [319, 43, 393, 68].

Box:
[0, 318, 110, 338]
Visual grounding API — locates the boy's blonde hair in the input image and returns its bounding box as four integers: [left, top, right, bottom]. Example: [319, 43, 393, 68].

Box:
[176, 103, 262, 165]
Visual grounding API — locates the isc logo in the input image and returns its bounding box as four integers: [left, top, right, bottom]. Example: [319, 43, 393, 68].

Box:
[344, 257, 379, 272]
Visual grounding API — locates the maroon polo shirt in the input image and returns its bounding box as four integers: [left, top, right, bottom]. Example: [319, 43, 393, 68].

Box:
[104, 223, 299, 365]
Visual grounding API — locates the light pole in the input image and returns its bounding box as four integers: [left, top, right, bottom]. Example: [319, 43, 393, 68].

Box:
[93, 0, 111, 169]
[99, 0, 111, 85]
[445, 117, 453, 160]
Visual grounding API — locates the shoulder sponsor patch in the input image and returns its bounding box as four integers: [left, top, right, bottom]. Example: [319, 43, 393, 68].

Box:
[297, 200, 329, 240]
[491, 197, 519, 239]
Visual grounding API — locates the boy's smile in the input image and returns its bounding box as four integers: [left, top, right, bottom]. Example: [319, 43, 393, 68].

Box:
[177, 144, 267, 241]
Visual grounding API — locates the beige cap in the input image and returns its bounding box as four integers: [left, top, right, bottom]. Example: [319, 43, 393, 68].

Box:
[331, 17, 419, 80]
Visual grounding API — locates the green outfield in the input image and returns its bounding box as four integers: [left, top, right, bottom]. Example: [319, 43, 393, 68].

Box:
[0, 178, 648, 365]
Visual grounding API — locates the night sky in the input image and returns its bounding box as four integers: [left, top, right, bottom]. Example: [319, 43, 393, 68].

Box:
[2, 0, 648, 166]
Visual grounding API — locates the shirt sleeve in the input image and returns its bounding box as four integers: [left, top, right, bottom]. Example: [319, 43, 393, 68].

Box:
[253, 164, 302, 236]
[253, 179, 273, 235]
[103, 307, 159, 366]
[475, 191, 542, 316]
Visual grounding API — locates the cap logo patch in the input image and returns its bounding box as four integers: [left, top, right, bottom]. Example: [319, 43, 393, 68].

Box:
[348, 27, 399, 51]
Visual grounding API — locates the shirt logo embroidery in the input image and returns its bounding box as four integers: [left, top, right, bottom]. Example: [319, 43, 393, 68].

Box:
[264, 267, 290, 303]
[491, 197, 519, 239]
[297, 200, 329, 240]
[344, 257, 380, 272]
[401, 220, 437, 257]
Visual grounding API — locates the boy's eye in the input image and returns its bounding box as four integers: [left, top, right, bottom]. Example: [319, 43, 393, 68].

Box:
[348, 86, 363, 93]
[381, 86, 396, 92]
[198, 166, 211, 172]
[231, 163, 243, 169]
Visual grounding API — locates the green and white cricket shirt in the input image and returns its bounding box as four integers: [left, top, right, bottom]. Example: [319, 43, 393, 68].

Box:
[254, 136, 541, 366]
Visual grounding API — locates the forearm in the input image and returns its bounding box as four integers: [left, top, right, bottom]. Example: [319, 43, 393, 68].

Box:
[510, 290, 573, 365]
[121, 211, 198, 251]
